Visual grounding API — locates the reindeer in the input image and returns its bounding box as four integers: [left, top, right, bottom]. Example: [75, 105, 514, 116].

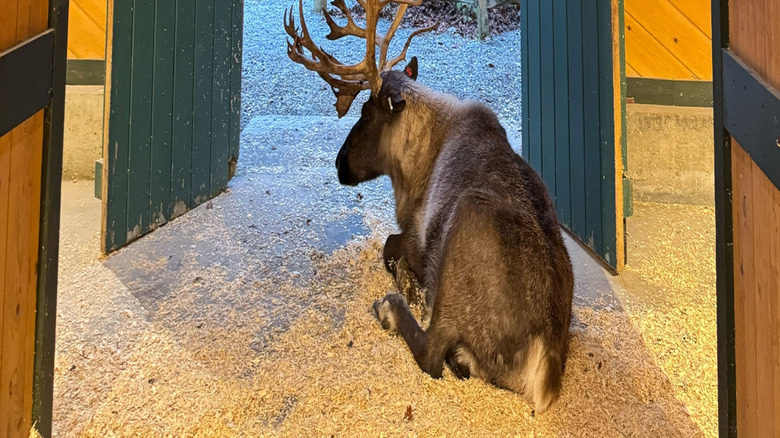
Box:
[285, 0, 574, 413]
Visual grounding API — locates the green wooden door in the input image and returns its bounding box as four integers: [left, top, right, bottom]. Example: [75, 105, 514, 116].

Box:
[521, 0, 626, 270]
[101, 0, 243, 253]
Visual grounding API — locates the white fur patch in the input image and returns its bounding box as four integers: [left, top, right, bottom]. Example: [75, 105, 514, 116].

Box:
[521, 337, 554, 413]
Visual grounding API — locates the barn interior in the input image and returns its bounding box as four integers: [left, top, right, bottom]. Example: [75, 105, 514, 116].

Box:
[54, 0, 716, 436]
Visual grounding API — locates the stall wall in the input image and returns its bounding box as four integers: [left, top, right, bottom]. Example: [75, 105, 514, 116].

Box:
[67, 0, 106, 59]
[625, 0, 711, 80]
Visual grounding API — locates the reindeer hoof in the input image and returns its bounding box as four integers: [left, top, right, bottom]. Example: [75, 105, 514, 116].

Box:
[372, 293, 406, 332]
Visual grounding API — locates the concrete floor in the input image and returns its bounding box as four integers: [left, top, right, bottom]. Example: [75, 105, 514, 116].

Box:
[53, 116, 716, 436]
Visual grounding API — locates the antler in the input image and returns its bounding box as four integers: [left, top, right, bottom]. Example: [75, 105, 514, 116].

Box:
[284, 0, 436, 118]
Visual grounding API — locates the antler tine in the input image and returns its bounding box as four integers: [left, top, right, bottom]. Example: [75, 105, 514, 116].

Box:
[378, 3, 408, 71]
[284, 0, 373, 78]
[324, 0, 371, 40]
[378, 1, 435, 72]
[384, 22, 438, 71]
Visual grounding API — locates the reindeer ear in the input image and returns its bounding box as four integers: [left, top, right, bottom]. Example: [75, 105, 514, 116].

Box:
[404, 57, 418, 81]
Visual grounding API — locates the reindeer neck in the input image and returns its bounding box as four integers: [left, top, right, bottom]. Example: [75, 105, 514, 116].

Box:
[387, 95, 458, 231]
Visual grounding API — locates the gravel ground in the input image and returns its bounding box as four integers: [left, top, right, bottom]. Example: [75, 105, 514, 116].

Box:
[241, 0, 522, 141]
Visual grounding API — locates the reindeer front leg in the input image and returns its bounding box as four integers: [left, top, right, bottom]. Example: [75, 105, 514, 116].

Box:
[383, 234, 430, 325]
[372, 293, 449, 378]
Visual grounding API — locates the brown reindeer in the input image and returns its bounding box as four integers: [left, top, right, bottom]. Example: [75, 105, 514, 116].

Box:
[285, 0, 573, 413]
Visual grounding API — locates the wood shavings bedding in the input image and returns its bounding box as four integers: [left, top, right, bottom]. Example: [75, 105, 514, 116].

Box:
[60, 229, 714, 437]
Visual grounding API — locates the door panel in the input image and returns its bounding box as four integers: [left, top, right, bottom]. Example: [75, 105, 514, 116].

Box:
[521, 0, 625, 270]
[0, 1, 48, 436]
[715, 0, 780, 435]
[0, 0, 66, 434]
[728, 0, 780, 434]
[102, 0, 243, 253]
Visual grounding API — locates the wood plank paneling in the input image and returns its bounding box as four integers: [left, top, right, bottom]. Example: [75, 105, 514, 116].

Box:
[553, 0, 571, 228]
[751, 147, 775, 437]
[0, 0, 17, 429]
[598, 0, 618, 267]
[526, 0, 541, 169]
[625, 62, 639, 77]
[171, 0, 196, 219]
[192, 0, 215, 205]
[0, 131, 11, 436]
[667, 0, 711, 36]
[732, 142, 780, 436]
[127, 0, 155, 241]
[1, 114, 44, 438]
[0, 133, 10, 364]
[150, 0, 176, 227]
[211, 0, 232, 197]
[611, 0, 624, 269]
[228, 0, 243, 179]
[67, 0, 107, 59]
[102, 0, 131, 251]
[582, 0, 603, 255]
[540, 0, 556, 200]
[732, 141, 758, 435]
[732, 141, 753, 437]
[22, 115, 43, 436]
[772, 186, 780, 436]
[567, 0, 586, 238]
[625, 0, 711, 80]
[730, 0, 780, 90]
[624, 12, 696, 80]
[520, 0, 529, 161]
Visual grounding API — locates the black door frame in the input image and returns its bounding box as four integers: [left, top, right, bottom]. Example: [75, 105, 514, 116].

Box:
[712, 0, 736, 435]
[32, 0, 69, 434]
[1, 0, 756, 435]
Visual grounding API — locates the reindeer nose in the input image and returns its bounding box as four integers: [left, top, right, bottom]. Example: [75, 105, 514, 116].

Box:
[335, 155, 341, 170]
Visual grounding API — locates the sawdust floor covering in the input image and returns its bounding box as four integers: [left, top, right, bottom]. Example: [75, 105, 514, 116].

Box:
[52, 202, 716, 437]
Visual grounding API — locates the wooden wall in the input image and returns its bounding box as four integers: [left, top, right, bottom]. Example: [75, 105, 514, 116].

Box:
[0, 0, 49, 436]
[67, 0, 106, 59]
[729, 0, 780, 434]
[625, 0, 712, 80]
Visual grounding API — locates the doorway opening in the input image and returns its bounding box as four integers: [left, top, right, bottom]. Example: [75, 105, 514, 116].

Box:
[51, 0, 719, 435]
[621, 0, 717, 435]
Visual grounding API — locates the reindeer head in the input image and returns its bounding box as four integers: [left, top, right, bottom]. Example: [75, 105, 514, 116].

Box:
[285, 0, 434, 185]
[284, 0, 433, 117]
[335, 58, 419, 185]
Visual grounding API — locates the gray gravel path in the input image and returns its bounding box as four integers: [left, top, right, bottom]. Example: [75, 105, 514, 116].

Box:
[242, 0, 522, 141]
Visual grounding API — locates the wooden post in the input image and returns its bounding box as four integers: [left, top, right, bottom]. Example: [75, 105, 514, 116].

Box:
[312, 0, 327, 13]
[477, 0, 489, 40]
